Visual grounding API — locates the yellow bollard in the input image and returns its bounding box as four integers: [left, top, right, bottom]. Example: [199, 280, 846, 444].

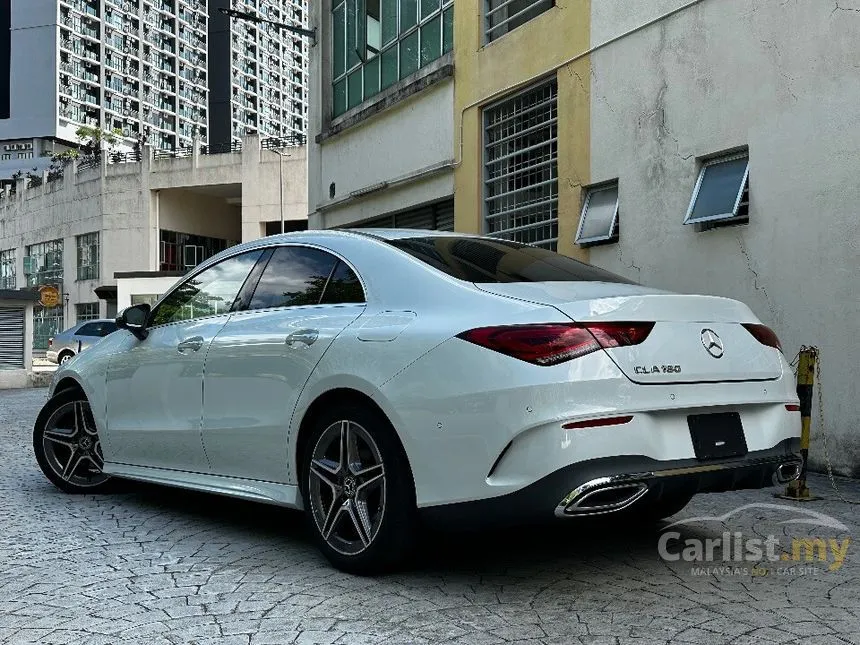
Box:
[776, 347, 820, 501]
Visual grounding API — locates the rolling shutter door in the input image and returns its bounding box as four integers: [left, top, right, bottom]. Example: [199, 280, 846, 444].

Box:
[0, 306, 25, 368]
[352, 198, 455, 231]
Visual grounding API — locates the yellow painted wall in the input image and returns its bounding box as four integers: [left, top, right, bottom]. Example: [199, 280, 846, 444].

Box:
[453, 0, 591, 261]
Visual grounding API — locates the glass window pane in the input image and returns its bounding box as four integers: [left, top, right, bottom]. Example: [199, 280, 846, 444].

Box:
[249, 247, 338, 310]
[688, 157, 748, 222]
[332, 2, 346, 78]
[320, 261, 366, 304]
[381, 46, 398, 89]
[420, 15, 441, 66]
[420, 0, 439, 20]
[382, 0, 398, 44]
[347, 0, 360, 69]
[400, 0, 417, 32]
[152, 250, 264, 325]
[366, 0, 381, 54]
[399, 30, 419, 78]
[333, 78, 347, 116]
[578, 185, 619, 242]
[386, 237, 634, 284]
[347, 68, 363, 109]
[442, 5, 453, 52]
[364, 55, 380, 99]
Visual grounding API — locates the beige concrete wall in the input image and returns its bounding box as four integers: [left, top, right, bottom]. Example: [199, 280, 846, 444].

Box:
[0, 136, 308, 324]
[587, 0, 860, 475]
[157, 189, 242, 242]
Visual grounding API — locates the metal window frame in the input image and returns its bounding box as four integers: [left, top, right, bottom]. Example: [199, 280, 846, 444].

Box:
[484, 0, 553, 43]
[75, 302, 100, 322]
[482, 77, 559, 249]
[76, 232, 99, 281]
[683, 151, 750, 226]
[331, 0, 452, 117]
[575, 180, 620, 246]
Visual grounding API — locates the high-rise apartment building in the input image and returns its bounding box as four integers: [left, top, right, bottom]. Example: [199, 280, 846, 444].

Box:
[0, 0, 308, 178]
[209, 0, 308, 144]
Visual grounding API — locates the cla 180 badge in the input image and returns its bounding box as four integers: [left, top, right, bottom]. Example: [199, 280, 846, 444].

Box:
[635, 365, 682, 375]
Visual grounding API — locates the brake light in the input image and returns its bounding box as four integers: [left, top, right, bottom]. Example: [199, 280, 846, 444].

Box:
[785, 404, 801, 412]
[456, 322, 654, 366]
[742, 323, 782, 351]
[48, 338, 52, 347]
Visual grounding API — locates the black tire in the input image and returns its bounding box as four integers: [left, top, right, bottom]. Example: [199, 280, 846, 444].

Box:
[33, 389, 113, 494]
[300, 401, 417, 575]
[58, 351, 74, 365]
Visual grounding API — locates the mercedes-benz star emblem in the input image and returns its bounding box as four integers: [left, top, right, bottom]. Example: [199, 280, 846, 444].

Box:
[701, 329, 724, 358]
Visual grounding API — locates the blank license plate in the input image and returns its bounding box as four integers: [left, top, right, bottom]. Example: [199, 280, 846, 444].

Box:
[688, 412, 748, 460]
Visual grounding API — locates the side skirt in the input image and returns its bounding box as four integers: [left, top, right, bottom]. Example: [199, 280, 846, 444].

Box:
[103, 462, 304, 510]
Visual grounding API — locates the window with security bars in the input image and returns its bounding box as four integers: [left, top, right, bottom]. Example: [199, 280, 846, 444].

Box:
[483, 79, 558, 250]
[485, 0, 552, 42]
[75, 302, 100, 322]
[76, 232, 99, 281]
[0, 249, 15, 289]
[331, 0, 454, 118]
[684, 151, 750, 228]
[25, 239, 63, 289]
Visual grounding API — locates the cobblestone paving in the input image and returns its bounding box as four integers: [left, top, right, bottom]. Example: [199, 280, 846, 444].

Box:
[2, 387, 859, 645]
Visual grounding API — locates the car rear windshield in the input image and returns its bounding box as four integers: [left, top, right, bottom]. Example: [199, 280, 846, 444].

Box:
[386, 236, 635, 284]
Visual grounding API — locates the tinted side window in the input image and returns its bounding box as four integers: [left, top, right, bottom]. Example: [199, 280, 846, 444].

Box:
[151, 250, 263, 326]
[76, 323, 102, 337]
[100, 321, 118, 336]
[320, 261, 365, 304]
[249, 246, 338, 310]
[387, 236, 634, 284]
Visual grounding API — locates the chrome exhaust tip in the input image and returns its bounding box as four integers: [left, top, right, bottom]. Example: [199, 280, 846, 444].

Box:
[774, 461, 802, 485]
[556, 478, 648, 517]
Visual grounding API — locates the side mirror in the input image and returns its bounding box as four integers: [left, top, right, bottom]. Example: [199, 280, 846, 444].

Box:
[116, 304, 151, 340]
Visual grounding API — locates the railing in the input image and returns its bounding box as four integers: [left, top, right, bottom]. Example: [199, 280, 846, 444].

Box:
[200, 141, 243, 155]
[152, 146, 192, 160]
[77, 154, 101, 171]
[261, 134, 307, 149]
[108, 151, 142, 164]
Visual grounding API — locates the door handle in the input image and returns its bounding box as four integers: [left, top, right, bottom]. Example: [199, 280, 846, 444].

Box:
[286, 329, 318, 347]
[177, 336, 204, 353]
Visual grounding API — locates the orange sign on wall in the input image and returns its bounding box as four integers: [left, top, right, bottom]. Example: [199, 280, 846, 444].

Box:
[39, 285, 60, 308]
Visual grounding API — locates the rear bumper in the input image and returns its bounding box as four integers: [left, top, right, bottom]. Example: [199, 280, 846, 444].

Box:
[419, 437, 801, 528]
[45, 350, 59, 363]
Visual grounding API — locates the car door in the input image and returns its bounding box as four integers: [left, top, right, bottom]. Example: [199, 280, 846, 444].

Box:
[74, 320, 118, 353]
[73, 322, 104, 353]
[201, 245, 366, 482]
[104, 249, 265, 472]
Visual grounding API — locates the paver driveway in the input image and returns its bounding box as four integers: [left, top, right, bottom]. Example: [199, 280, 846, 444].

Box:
[2, 388, 859, 645]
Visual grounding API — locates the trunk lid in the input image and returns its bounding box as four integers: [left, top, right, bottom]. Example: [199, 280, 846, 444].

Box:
[475, 281, 783, 384]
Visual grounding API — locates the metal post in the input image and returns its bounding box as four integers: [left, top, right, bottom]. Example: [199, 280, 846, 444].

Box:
[780, 347, 819, 500]
[279, 151, 284, 234]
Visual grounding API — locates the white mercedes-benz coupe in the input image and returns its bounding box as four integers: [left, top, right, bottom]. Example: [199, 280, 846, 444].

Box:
[34, 229, 802, 573]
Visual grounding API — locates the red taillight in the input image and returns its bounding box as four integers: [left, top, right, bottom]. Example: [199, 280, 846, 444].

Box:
[562, 415, 634, 430]
[742, 323, 782, 351]
[456, 322, 654, 366]
[785, 404, 801, 412]
[48, 338, 53, 347]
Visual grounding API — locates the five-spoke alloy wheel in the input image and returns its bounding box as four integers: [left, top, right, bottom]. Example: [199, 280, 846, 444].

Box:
[34, 389, 112, 494]
[308, 420, 387, 556]
[301, 402, 416, 575]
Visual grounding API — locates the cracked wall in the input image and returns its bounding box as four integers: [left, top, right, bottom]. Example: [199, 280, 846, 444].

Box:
[588, 0, 860, 475]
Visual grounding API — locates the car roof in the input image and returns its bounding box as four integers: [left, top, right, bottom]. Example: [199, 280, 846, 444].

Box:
[73, 319, 116, 328]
